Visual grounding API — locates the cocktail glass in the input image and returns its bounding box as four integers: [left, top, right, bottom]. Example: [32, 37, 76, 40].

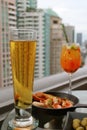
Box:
[60, 43, 81, 94]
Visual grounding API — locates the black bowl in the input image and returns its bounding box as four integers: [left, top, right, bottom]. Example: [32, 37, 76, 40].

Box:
[32, 91, 79, 116]
[32, 91, 79, 128]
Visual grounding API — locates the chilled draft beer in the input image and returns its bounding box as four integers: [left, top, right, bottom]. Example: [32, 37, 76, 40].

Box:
[10, 40, 36, 109]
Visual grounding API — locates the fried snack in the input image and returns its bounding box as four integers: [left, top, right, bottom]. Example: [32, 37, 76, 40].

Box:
[73, 117, 87, 130]
[76, 126, 84, 130]
[81, 119, 87, 127]
[73, 122, 80, 129]
[73, 119, 81, 124]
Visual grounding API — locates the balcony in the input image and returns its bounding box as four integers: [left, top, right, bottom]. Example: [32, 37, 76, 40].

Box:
[0, 65, 87, 128]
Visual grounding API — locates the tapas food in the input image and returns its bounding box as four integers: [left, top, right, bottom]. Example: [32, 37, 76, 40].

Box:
[73, 117, 87, 130]
[64, 112, 87, 130]
[33, 92, 73, 109]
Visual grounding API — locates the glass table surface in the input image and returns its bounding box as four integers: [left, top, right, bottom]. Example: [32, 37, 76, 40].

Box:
[1, 90, 87, 130]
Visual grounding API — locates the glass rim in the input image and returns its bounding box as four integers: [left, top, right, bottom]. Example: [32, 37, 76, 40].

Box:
[9, 28, 37, 41]
[62, 43, 80, 46]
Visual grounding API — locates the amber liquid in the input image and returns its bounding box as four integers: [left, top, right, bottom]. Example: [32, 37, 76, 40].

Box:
[60, 44, 81, 73]
[10, 40, 36, 109]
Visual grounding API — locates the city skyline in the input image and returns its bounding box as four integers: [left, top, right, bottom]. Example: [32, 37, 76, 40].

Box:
[38, 0, 87, 41]
[0, 0, 82, 88]
[0, 0, 64, 88]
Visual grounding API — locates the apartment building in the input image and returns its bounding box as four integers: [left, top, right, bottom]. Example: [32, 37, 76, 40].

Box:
[0, 0, 17, 88]
[16, 0, 37, 28]
[16, 0, 67, 77]
[16, 0, 37, 11]
[14, 0, 49, 79]
[16, 0, 46, 78]
[0, 0, 67, 88]
[50, 13, 66, 74]
[16, 7, 45, 78]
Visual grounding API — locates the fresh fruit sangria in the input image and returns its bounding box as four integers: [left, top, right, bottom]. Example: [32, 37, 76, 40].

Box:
[60, 43, 81, 94]
[60, 43, 81, 73]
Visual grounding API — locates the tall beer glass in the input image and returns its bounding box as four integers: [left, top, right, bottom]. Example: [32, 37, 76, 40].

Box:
[9, 29, 38, 129]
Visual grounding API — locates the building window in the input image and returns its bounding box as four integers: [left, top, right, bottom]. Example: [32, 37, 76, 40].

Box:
[53, 20, 58, 24]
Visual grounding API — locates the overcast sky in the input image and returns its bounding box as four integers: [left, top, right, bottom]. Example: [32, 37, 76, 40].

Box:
[38, 0, 87, 41]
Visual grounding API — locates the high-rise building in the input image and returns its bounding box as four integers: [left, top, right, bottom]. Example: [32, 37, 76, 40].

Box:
[50, 16, 66, 74]
[76, 33, 82, 45]
[16, 0, 66, 78]
[0, 0, 68, 87]
[0, 0, 17, 88]
[29, 0, 37, 8]
[16, 0, 37, 28]
[16, 0, 45, 78]
[16, 0, 37, 11]
[23, 10, 45, 78]
[46, 9, 66, 74]
[65, 25, 75, 43]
